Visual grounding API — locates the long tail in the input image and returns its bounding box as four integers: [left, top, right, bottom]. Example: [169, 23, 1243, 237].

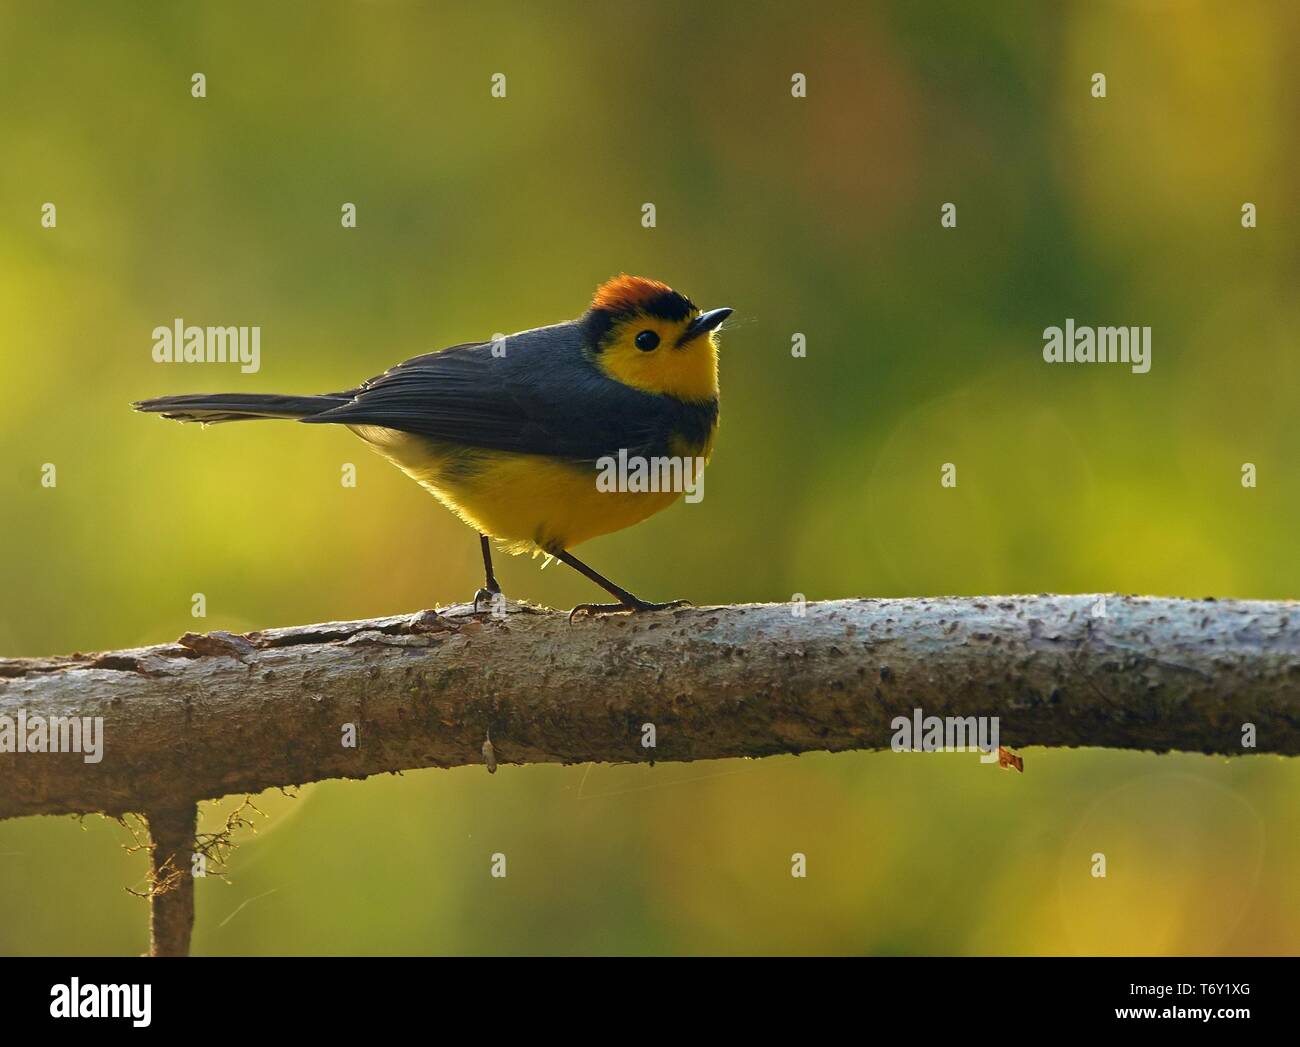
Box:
[132, 392, 350, 424]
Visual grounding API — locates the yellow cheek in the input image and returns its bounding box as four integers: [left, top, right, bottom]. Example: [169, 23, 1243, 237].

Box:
[595, 321, 720, 402]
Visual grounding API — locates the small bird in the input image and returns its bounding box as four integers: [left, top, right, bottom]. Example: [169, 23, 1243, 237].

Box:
[134, 275, 731, 617]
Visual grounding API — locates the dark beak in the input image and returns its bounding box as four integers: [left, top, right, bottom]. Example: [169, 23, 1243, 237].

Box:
[679, 307, 733, 346]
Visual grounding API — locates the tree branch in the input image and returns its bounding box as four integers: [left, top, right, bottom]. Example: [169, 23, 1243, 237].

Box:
[2, 595, 1298, 825]
[145, 804, 197, 957]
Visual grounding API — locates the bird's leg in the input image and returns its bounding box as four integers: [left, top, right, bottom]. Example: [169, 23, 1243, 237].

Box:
[556, 549, 691, 621]
[473, 533, 503, 611]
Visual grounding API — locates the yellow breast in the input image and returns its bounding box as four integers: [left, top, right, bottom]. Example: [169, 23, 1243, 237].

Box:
[350, 425, 710, 554]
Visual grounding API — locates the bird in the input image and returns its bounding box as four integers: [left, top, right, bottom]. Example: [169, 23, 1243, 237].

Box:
[134, 275, 731, 618]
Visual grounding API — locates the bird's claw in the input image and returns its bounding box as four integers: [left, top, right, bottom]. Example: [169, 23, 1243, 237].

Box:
[568, 598, 692, 623]
[473, 587, 504, 613]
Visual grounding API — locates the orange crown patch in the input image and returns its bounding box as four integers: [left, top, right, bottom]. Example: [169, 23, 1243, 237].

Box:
[591, 275, 690, 317]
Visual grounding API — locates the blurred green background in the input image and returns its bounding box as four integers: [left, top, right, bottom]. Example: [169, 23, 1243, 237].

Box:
[2, 0, 1298, 955]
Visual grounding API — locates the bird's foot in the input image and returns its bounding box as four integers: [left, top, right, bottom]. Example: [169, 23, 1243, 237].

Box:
[473, 587, 506, 614]
[568, 598, 691, 622]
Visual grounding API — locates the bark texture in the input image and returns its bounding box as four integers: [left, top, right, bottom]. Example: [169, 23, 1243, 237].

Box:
[146, 804, 197, 957]
[2, 595, 1298, 823]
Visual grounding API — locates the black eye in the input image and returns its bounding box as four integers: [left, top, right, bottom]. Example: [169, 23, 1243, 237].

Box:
[635, 330, 660, 351]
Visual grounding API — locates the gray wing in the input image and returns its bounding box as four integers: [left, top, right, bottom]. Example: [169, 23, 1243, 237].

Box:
[302, 323, 701, 462]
